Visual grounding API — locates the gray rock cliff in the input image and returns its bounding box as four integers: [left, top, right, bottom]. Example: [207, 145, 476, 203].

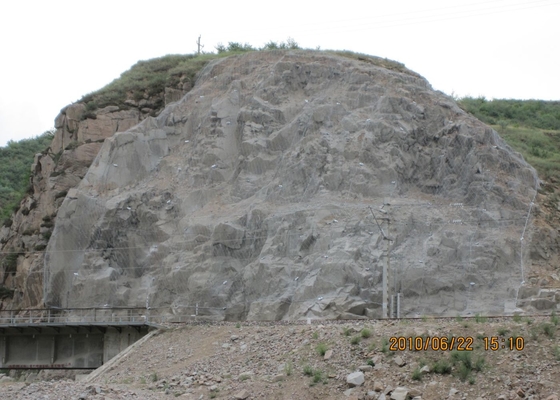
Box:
[41, 51, 541, 319]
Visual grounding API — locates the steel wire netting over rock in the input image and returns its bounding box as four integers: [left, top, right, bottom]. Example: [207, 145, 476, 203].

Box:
[41, 51, 540, 321]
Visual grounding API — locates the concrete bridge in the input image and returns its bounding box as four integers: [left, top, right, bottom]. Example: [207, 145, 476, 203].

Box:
[0, 307, 162, 369]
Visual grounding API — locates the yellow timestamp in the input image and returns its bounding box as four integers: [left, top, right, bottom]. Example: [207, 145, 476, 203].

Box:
[482, 336, 525, 351]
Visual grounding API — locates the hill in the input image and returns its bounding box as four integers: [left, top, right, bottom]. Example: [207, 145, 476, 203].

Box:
[0, 48, 558, 320]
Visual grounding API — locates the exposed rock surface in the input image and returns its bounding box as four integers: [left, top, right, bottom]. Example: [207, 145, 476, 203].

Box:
[40, 50, 542, 319]
[0, 69, 187, 309]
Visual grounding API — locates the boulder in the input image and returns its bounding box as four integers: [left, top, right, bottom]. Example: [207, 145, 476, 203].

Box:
[346, 371, 365, 387]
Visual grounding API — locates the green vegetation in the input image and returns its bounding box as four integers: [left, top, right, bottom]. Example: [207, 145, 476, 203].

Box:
[0, 131, 53, 223]
[497, 327, 510, 336]
[312, 331, 319, 340]
[80, 39, 300, 113]
[513, 314, 523, 323]
[350, 336, 361, 345]
[459, 97, 560, 181]
[361, 328, 372, 338]
[542, 323, 555, 338]
[0, 285, 15, 299]
[432, 359, 452, 374]
[312, 369, 324, 384]
[342, 327, 351, 336]
[474, 314, 487, 323]
[316, 343, 328, 357]
[380, 337, 390, 353]
[411, 367, 422, 381]
[303, 365, 313, 376]
[284, 361, 293, 376]
[459, 97, 560, 131]
[554, 346, 560, 361]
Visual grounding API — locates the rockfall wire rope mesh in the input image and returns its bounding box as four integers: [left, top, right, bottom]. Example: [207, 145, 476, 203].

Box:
[22, 52, 540, 320]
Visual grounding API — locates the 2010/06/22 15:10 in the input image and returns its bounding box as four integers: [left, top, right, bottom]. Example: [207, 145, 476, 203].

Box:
[483, 336, 525, 351]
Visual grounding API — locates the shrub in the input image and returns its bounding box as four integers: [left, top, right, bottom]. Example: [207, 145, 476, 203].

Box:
[361, 328, 372, 339]
[312, 331, 319, 340]
[554, 346, 560, 361]
[303, 365, 313, 376]
[473, 356, 486, 372]
[432, 359, 452, 374]
[150, 372, 158, 382]
[316, 343, 328, 357]
[411, 367, 422, 381]
[366, 359, 375, 367]
[542, 323, 555, 337]
[497, 327, 509, 336]
[342, 327, 351, 336]
[312, 369, 323, 384]
[380, 338, 389, 353]
[284, 362, 293, 376]
[457, 363, 470, 381]
[34, 244, 47, 251]
[22, 228, 36, 236]
[350, 336, 361, 345]
[513, 314, 522, 323]
[0, 285, 15, 299]
[2, 251, 20, 272]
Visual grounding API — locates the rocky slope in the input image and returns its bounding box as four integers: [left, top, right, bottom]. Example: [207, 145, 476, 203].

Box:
[1, 317, 559, 399]
[0, 63, 190, 309]
[37, 50, 543, 319]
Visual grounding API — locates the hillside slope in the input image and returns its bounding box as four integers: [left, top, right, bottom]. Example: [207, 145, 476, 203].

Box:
[41, 50, 540, 319]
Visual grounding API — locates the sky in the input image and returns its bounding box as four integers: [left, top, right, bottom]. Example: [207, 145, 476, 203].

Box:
[0, 0, 559, 147]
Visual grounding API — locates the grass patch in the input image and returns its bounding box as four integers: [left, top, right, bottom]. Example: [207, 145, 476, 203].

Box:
[542, 323, 555, 338]
[150, 372, 158, 382]
[432, 359, 452, 374]
[497, 327, 510, 336]
[474, 313, 487, 323]
[312, 369, 324, 384]
[380, 338, 389, 353]
[284, 362, 293, 376]
[411, 367, 422, 381]
[350, 336, 361, 345]
[554, 346, 560, 361]
[342, 327, 351, 336]
[513, 314, 523, 323]
[361, 328, 372, 338]
[303, 365, 313, 376]
[316, 343, 328, 357]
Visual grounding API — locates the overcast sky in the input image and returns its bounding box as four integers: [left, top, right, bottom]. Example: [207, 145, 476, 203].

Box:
[0, 0, 558, 147]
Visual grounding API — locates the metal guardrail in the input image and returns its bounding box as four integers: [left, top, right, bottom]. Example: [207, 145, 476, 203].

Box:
[0, 307, 181, 326]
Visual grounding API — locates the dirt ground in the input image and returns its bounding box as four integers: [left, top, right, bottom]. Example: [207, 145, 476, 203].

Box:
[1, 315, 559, 399]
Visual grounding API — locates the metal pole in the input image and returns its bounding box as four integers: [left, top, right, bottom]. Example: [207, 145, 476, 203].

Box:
[397, 292, 401, 319]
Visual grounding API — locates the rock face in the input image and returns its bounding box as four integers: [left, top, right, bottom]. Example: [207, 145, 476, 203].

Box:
[0, 71, 185, 309]
[39, 50, 540, 319]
